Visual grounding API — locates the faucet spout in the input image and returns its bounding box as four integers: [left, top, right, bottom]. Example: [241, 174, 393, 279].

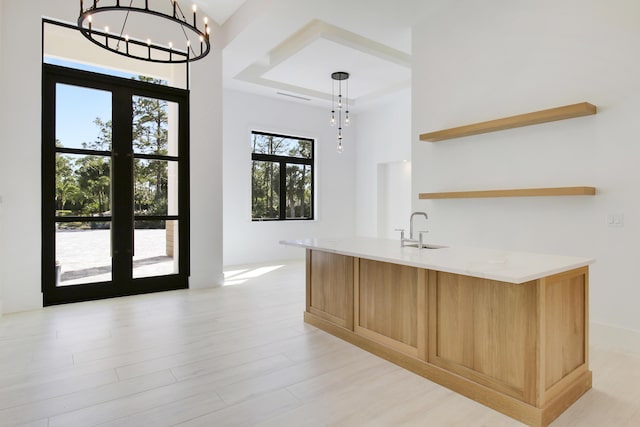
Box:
[410, 211, 428, 240]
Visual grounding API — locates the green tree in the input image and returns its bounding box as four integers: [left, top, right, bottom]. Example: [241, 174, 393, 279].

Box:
[251, 133, 285, 218]
[54, 140, 80, 212]
[55, 154, 80, 211]
[284, 141, 311, 218]
[75, 156, 110, 214]
[132, 82, 169, 215]
[84, 117, 112, 151]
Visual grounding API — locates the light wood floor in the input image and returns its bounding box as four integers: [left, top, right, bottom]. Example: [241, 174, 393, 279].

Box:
[1, 260, 639, 426]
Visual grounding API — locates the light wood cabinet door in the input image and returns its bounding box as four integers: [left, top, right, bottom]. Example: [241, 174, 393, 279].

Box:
[307, 250, 354, 330]
[428, 271, 538, 403]
[356, 259, 426, 358]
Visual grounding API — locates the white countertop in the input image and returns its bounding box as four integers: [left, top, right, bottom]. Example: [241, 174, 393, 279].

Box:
[280, 237, 594, 284]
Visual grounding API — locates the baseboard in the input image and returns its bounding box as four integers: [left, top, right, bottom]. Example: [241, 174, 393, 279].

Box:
[591, 321, 640, 355]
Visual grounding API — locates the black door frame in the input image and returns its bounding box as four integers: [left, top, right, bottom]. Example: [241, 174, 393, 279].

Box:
[42, 64, 190, 306]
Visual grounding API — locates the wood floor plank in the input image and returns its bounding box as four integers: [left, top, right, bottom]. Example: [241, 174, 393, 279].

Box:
[48, 378, 224, 427]
[115, 321, 314, 380]
[0, 370, 175, 426]
[215, 343, 372, 405]
[255, 367, 421, 426]
[175, 388, 301, 427]
[0, 368, 118, 410]
[284, 353, 400, 402]
[97, 392, 228, 427]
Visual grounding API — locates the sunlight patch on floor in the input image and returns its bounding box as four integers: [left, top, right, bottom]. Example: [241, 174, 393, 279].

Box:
[222, 265, 285, 286]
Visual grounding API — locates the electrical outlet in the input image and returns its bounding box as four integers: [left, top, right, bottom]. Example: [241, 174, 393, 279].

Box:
[607, 214, 624, 227]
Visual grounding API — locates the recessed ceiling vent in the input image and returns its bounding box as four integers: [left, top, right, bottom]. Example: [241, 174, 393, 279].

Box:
[276, 92, 311, 101]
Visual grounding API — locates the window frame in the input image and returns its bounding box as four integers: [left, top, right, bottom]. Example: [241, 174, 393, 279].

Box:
[250, 130, 315, 221]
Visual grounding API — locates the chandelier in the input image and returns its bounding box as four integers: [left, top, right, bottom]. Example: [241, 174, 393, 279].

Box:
[330, 71, 350, 153]
[77, 0, 211, 63]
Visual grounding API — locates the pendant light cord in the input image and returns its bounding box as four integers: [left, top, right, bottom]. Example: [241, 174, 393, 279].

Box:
[114, 0, 133, 52]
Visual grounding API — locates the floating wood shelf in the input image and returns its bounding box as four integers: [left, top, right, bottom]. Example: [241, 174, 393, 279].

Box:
[419, 186, 596, 199]
[419, 102, 597, 142]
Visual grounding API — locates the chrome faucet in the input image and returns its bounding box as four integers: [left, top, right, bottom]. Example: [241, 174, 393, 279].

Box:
[396, 211, 429, 248]
[410, 211, 428, 240]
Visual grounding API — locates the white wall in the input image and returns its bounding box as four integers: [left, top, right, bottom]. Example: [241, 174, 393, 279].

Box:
[355, 89, 412, 237]
[377, 161, 412, 239]
[222, 89, 356, 266]
[0, 0, 223, 313]
[0, 0, 4, 317]
[188, 22, 224, 289]
[412, 0, 640, 343]
[0, 0, 55, 313]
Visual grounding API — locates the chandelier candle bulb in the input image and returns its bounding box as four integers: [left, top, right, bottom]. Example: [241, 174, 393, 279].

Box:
[173, 0, 177, 18]
[88, 15, 92, 31]
[193, 5, 197, 27]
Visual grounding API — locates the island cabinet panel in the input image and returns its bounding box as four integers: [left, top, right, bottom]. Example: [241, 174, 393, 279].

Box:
[307, 249, 354, 330]
[355, 259, 426, 358]
[539, 267, 589, 407]
[427, 271, 538, 403]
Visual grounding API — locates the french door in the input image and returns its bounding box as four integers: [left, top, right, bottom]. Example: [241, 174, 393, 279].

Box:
[42, 64, 190, 305]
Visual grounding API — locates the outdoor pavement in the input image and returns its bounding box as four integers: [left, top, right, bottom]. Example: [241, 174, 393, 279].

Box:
[56, 229, 176, 286]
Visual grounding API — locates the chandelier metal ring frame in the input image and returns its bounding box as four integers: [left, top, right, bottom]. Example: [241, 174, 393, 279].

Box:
[78, 0, 211, 64]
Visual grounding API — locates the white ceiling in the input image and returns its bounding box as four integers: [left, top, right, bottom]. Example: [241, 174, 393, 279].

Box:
[262, 38, 410, 100]
[198, 0, 435, 108]
[196, 0, 248, 26]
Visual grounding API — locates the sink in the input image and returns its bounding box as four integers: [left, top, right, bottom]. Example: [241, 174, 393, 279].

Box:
[403, 243, 447, 249]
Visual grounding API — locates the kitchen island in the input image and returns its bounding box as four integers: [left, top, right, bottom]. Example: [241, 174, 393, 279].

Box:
[280, 237, 594, 427]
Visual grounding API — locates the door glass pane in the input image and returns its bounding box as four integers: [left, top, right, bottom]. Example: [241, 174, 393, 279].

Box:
[133, 220, 178, 279]
[132, 96, 178, 157]
[56, 153, 111, 217]
[56, 221, 112, 286]
[285, 163, 312, 219]
[251, 160, 280, 220]
[134, 159, 177, 216]
[56, 84, 112, 151]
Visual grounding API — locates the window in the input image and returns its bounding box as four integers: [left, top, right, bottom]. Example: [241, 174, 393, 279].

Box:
[251, 131, 314, 221]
